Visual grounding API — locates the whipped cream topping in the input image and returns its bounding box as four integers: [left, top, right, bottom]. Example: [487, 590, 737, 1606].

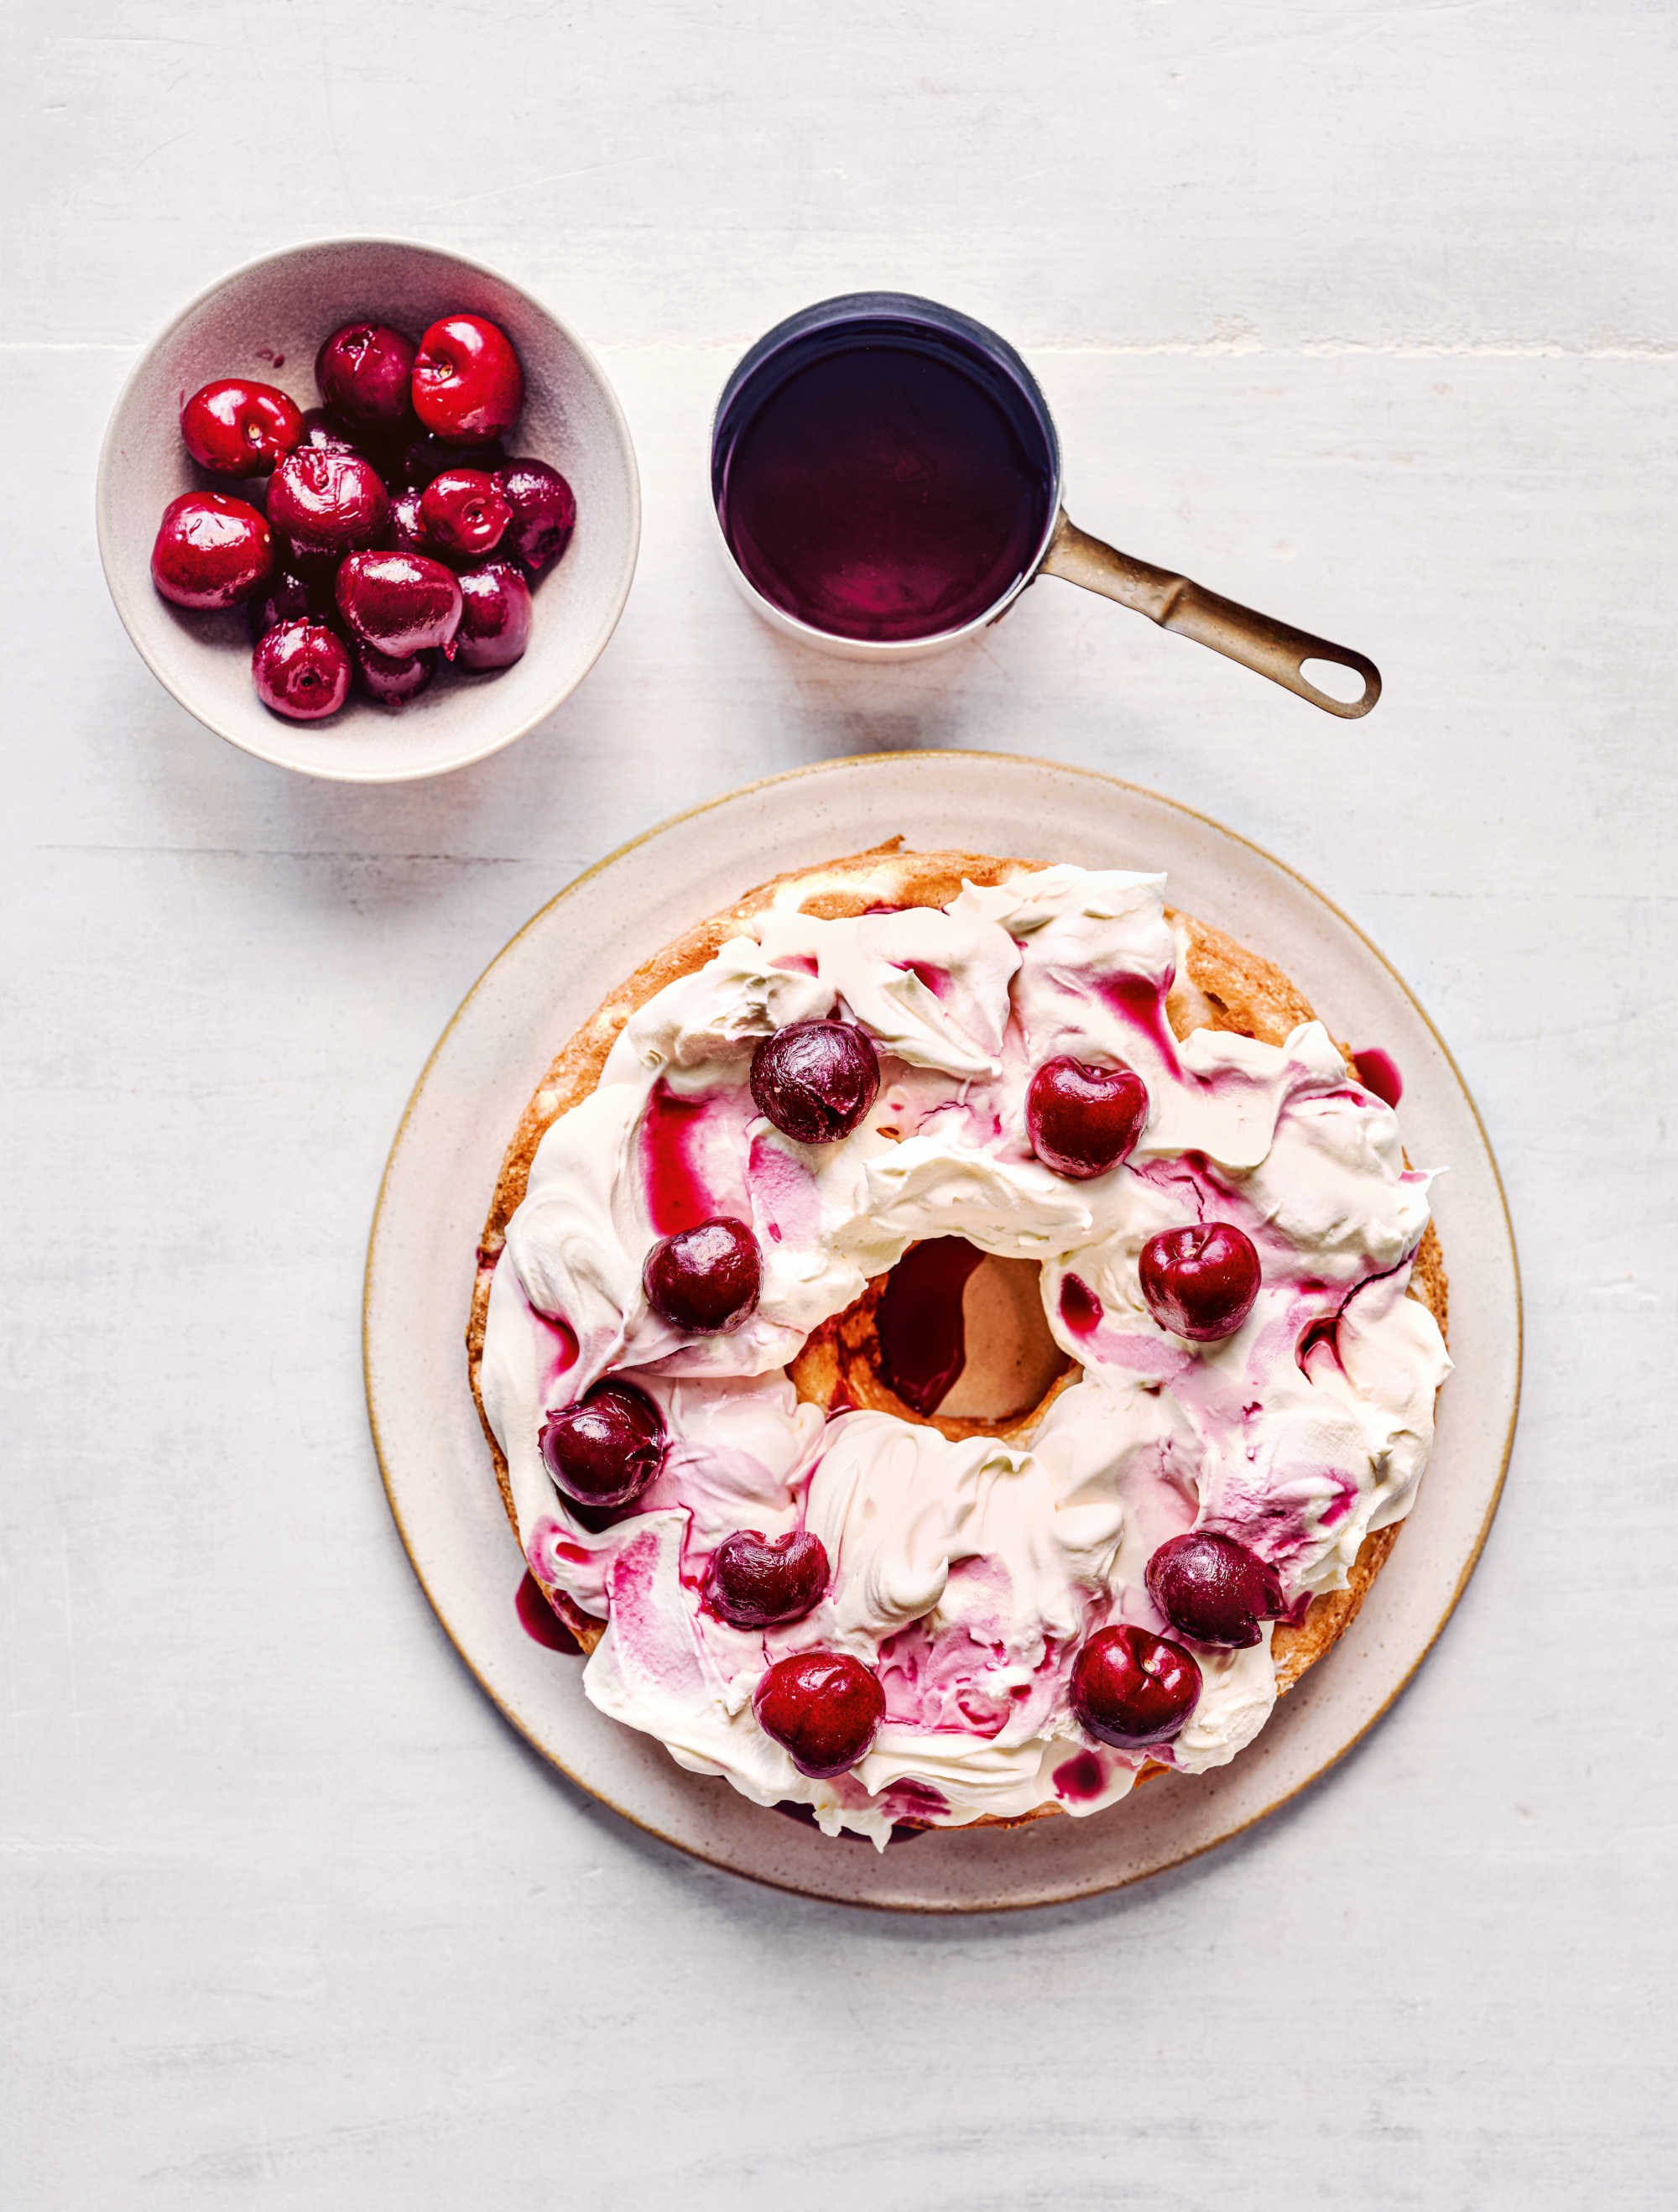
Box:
[480, 866, 1451, 1844]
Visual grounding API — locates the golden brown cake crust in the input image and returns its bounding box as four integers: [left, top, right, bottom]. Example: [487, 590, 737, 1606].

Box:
[466, 843, 1449, 1809]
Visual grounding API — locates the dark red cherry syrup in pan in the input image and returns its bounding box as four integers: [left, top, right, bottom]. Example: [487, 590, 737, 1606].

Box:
[716, 330, 1053, 643]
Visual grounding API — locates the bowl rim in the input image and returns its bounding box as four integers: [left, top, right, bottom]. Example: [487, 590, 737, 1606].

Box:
[94, 232, 642, 785]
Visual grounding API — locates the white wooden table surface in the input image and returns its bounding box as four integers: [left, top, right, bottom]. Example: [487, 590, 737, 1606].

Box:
[3, 3, 1673, 2204]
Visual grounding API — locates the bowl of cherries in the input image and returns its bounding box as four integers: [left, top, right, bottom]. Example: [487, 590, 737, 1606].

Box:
[97, 238, 640, 781]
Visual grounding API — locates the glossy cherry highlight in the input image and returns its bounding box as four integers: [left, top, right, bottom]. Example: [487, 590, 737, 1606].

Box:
[1070, 1623, 1201, 1749]
[706, 1530, 831, 1630]
[315, 321, 417, 427]
[754, 1650, 884, 1778]
[1026, 1057, 1149, 1179]
[644, 1217, 762, 1333]
[335, 550, 463, 657]
[421, 467, 512, 561]
[150, 491, 273, 609]
[412, 313, 524, 441]
[498, 456, 576, 575]
[180, 378, 304, 477]
[750, 1021, 881, 1144]
[1139, 1221, 1261, 1341]
[267, 449, 390, 563]
[1145, 1529, 1285, 1648]
[539, 1379, 666, 1509]
[455, 561, 532, 670]
[251, 620, 351, 720]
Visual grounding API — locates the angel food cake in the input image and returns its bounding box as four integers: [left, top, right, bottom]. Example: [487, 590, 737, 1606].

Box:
[469, 848, 1450, 1845]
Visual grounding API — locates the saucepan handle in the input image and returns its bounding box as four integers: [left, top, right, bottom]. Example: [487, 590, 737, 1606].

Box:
[1039, 512, 1380, 720]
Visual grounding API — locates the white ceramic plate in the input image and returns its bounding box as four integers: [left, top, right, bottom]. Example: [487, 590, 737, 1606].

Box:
[363, 754, 1520, 1912]
[96, 236, 639, 783]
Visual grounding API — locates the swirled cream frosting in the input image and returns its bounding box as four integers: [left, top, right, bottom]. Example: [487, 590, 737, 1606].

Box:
[479, 866, 1450, 1844]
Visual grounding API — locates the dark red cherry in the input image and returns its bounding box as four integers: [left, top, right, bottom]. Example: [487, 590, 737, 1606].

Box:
[754, 1650, 884, 1778]
[539, 1379, 665, 1509]
[251, 620, 351, 721]
[420, 467, 511, 560]
[315, 321, 417, 427]
[1070, 1623, 1201, 1748]
[386, 486, 431, 556]
[644, 1217, 761, 1333]
[750, 1021, 880, 1144]
[353, 639, 435, 708]
[388, 429, 507, 491]
[1145, 1530, 1285, 1648]
[455, 561, 532, 670]
[1027, 1057, 1149, 1179]
[412, 313, 524, 441]
[1139, 1222, 1261, 1342]
[706, 1530, 831, 1629]
[296, 406, 363, 457]
[497, 457, 576, 576]
[150, 491, 273, 609]
[180, 378, 304, 477]
[335, 550, 463, 657]
[267, 449, 390, 563]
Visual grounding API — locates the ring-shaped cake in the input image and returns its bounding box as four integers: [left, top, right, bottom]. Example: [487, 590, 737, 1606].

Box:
[469, 847, 1450, 1844]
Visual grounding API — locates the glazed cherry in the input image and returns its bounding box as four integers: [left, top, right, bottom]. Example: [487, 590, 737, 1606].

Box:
[251, 620, 351, 721]
[335, 550, 463, 657]
[1139, 1222, 1262, 1342]
[754, 1650, 884, 1778]
[539, 1379, 666, 1509]
[1027, 1057, 1149, 1179]
[150, 491, 273, 609]
[412, 313, 524, 440]
[315, 321, 417, 427]
[750, 1021, 881, 1144]
[498, 456, 576, 576]
[420, 467, 511, 560]
[455, 561, 532, 670]
[267, 449, 390, 563]
[353, 640, 435, 708]
[388, 430, 506, 491]
[706, 1530, 831, 1630]
[1070, 1623, 1201, 1748]
[644, 1217, 761, 1333]
[1145, 1530, 1285, 1649]
[180, 378, 304, 477]
[386, 486, 431, 556]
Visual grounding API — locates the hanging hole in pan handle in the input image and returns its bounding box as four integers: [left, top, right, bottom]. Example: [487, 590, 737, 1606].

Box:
[1038, 514, 1382, 719]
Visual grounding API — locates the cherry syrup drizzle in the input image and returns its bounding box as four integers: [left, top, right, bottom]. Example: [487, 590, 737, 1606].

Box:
[515, 1570, 582, 1654]
[1059, 1274, 1103, 1337]
[875, 1237, 987, 1416]
[1095, 969, 1181, 1074]
[1352, 1047, 1404, 1109]
[639, 1079, 717, 1234]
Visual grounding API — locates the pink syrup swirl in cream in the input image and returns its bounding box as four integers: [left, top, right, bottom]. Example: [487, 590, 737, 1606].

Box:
[639, 1080, 719, 1234]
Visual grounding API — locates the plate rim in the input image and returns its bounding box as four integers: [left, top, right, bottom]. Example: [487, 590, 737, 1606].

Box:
[362, 749, 1523, 1911]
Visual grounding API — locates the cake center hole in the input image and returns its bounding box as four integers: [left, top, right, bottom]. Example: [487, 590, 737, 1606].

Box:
[875, 1237, 1073, 1421]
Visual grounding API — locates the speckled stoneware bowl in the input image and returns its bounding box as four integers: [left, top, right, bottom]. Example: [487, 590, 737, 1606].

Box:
[96, 237, 640, 783]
